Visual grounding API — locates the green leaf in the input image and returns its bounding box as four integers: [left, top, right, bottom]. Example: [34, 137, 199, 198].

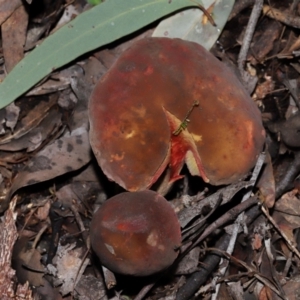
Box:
[0, 0, 198, 109]
[87, 0, 102, 5]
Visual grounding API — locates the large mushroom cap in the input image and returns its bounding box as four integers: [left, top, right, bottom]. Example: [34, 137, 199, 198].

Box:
[90, 190, 181, 276]
[89, 37, 265, 191]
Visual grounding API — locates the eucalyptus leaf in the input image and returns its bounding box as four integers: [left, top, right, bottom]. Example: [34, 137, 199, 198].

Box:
[153, 0, 235, 50]
[0, 0, 198, 110]
[87, 0, 102, 5]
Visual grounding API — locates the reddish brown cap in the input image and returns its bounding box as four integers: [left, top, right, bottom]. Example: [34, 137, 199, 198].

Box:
[89, 37, 265, 191]
[90, 190, 181, 276]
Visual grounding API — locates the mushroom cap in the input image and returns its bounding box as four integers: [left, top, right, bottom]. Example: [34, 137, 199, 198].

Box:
[89, 37, 265, 191]
[90, 190, 181, 276]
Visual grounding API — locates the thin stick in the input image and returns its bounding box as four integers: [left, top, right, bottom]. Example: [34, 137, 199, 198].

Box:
[263, 4, 300, 29]
[190, 0, 217, 26]
[134, 283, 155, 300]
[238, 0, 264, 80]
[173, 100, 199, 135]
[261, 205, 300, 260]
[211, 152, 265, 300]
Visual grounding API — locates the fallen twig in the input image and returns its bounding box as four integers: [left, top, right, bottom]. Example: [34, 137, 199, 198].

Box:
[261, 205, 300, 260]
[238, 0, 263, 89]
[211, 152, 265, 299]
[263, 4, 300, 29]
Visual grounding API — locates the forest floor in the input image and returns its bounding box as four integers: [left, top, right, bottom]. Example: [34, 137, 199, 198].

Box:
[0, 0, 300, 299]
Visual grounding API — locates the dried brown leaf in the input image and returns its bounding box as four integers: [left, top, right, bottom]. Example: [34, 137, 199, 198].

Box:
[18, 248, 44, 287]
[2, 3, 28, 73]
[0, 0, 22, 26]
[274, 190, 300, 229]
[282, 275, 300, 300]
[257, 151, 275, 208]
[8, 130, 91, 199]
[0, 95, 58, 145]
[0, 109, 62, 152]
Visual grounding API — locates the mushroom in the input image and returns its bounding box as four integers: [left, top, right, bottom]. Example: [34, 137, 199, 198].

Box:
[90, 190, 181, 276]
[89, 37, 265, 191]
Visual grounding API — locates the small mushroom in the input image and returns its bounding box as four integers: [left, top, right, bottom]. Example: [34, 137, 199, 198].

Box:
[90, 190, 181, 276]
[89, 37, 265, 191]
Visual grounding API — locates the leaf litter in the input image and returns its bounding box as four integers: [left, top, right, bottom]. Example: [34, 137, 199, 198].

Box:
[0, 0, 300, 299]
